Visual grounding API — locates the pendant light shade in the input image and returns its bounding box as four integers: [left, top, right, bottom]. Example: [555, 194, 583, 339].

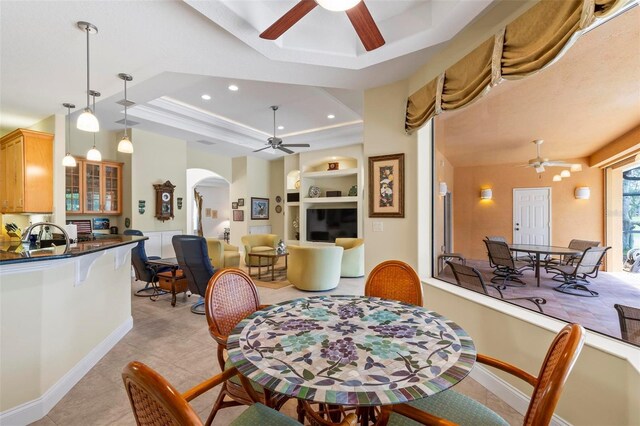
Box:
[315, 0, 361, 11]
[117, 135, 134, 153]
[62, 103, 77, 167]
[77, 21, 99, 132]
[87, 146, 102, 161]
[77, 108, 99, 132]
[117, 73, 134, 153]
[560, 170, 571, 178]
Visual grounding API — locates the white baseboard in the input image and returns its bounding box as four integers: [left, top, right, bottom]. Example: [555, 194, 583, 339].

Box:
[469, 364, 571, 426]
[0, 316, 133, 426]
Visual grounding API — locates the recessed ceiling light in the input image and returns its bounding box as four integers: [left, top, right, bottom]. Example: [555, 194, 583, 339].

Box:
[277, 125, 284, 130]
[228, 84, 239, 91]
[327, 114, 335, 119]
[201, 94, 211, 100]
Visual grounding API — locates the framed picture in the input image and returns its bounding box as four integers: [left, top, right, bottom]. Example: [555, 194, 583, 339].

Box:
[238, 198, 245, 207]
[232, 202, 238, 209]
[368, 153, 404, 218]
[92, 217, 110, 230]
[233, 209, 244, 221]
[251, 197, 269, 220]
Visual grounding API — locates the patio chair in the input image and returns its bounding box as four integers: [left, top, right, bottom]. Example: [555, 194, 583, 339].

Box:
[122, 361, 339, 426]
[447, 261, 546, 313]
[486, 235, 533, 265]
[483, 239, 531, 287]
[378, 323, 585, 426]
[614, 304, 640, 345]
[548, 246, 610, 297]
[545, 239, 600, 271]
[365, 260, 423, 306]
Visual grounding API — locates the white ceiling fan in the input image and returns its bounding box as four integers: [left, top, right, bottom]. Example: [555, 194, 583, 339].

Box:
[253, 106, 310, 155]
[524, 139, 577, 174]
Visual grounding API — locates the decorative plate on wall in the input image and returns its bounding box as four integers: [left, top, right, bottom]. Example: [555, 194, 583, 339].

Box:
[308, 186, 321, 198]
[275, 205, 282, 213]
[276, 195, 282, 203]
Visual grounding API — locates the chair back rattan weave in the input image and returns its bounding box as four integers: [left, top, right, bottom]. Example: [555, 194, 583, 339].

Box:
[123, 361, 203, 426]
[614, 303, 640, 344]
[365, 260, 423, 306]
[524, 324, 585, 425]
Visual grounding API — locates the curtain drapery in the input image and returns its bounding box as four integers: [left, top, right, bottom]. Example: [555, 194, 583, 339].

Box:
[404, 0, 626, 133]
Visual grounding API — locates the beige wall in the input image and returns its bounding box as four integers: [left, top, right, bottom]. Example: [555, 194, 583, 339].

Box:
[363, 80, 418, 273]
[230, 157, 248, 248]
[130, 128, 186, 233]
[0, 249, 132, 412]
[270, 158, 285, 240]
[187, 147, 232, 183]
[452, 159, 604, 259]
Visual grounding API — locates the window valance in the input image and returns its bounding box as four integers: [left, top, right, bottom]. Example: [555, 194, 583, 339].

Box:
[405, 0, 628, 133]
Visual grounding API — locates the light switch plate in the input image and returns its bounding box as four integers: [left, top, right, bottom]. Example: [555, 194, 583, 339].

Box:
[372, 221, 383, 232]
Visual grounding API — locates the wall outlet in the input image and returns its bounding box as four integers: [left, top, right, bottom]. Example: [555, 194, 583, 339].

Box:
[372, 221, 383, 232]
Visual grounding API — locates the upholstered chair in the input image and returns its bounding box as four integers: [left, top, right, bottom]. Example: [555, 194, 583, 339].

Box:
[241, 234, 279, 266]
[206, 238, 240, 269]
[287, 245, 343, 291]
[335, 238, 365, 277]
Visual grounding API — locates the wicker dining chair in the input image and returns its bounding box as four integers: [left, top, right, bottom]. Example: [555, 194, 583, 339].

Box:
[614, 303, 640, 344]
[122, 362, 300, 426]
[447, 261, 546, 313]
[484, 239, 531, 287]
[377, 323, 585, 426]
[204, 268, 280, 424]
[365, 260, 423, 306]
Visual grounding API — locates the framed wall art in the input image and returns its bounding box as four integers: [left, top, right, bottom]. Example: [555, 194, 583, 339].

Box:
[368, 153, 404, 218]
[233, 209, 244, 221]
[238, 198, 245, 207]
[232, 202, 238, 209]
[251, 197, 269, 220]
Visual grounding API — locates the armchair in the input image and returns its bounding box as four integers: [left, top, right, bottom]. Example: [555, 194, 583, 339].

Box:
[335, 238, 364, 277]
[172, 235, 216, 314]
[241, 234, 279, 266]
[206, 238, 240, 269]
[287, 245, 343, 291]
[123, 229, 170, 297]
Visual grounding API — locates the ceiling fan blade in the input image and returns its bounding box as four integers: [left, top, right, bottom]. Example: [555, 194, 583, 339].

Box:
[277, 146, 294, 154]
[281, 143, 310, 148]
[260, 0, 318, 40]
[253, 146, 271, 153]
[345, 2, 385, 51]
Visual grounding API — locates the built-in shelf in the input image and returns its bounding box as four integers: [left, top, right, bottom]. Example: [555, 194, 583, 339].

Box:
[286, 189, 300, 193]
[287, 202, 300, 206]
[302, 168, 358, 178]
[303, 196, 358, 203]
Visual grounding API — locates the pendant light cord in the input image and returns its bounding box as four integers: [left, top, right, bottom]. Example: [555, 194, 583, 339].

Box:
[124, 80, 128, 137]
[86, 25, 91, 110]
[92, 93, 97, 148]
[66, 106, 70, 153]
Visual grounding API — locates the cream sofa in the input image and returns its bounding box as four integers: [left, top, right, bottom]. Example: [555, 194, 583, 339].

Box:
[206, 239, 240, 269]
[335, 238, 365, 277]
[241, 234, 279, 266]
[287, 245, 343, 291]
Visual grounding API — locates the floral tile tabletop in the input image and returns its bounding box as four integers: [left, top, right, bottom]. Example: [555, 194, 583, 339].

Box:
[227, 295, 476, 406]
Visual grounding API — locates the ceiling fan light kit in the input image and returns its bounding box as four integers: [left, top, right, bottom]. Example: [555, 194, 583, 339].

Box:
[260, 0, 385, 51]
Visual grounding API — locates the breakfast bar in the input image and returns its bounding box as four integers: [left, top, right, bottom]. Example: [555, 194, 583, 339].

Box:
[0, 235, 144, 424]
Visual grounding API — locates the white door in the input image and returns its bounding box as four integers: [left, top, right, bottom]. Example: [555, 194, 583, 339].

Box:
[513, 188, 550, 245]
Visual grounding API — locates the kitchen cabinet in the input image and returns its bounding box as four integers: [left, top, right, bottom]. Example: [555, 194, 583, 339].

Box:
[66, 159, 122, 215]
[0, 129, 53, 213]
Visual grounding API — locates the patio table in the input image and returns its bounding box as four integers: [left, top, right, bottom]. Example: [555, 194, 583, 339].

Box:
[509, 244, 582, 287]
[227, 295, 476, 412]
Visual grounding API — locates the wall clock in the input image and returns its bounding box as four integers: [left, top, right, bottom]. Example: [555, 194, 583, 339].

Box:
[153, 180, 176, 222]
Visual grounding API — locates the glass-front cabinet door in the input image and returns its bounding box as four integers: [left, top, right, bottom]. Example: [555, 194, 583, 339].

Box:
[103, 163, 120, 214]
[84, 161, 102, 213]
[65, 161, 82, 213]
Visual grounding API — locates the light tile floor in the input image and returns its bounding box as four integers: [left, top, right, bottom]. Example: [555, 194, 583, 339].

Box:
[31, 269, 524, 425]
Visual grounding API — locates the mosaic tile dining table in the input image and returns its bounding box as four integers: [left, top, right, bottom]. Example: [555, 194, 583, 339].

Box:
[227, 295, 476, 406]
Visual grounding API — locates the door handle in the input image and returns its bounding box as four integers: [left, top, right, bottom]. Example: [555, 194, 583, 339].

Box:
[515, 228, 520, 231]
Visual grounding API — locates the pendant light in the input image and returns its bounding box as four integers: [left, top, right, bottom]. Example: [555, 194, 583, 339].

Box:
[315, 0, 361, 12]
[76, 21, 100, 132]
[62, 103, 77, 167]
[86, 90, 102, 161]
[117, 73, 134, 154]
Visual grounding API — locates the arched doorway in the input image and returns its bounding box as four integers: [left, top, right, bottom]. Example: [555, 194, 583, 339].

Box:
[186, 169, 230, 238]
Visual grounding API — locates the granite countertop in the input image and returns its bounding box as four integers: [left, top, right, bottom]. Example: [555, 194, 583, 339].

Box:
[0, 235, 147, 265]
